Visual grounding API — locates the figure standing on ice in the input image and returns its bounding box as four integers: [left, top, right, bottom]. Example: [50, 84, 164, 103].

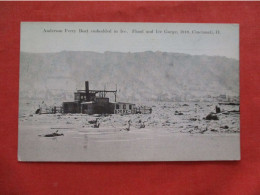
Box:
[126, 120, 132, 131]
[215, 105, 221, 113]
[140, 122, 145, 128]
[93, 118, 100, 128]
[138, 120, 145, 129]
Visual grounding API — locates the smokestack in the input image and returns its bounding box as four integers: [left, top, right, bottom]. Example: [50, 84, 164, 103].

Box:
[85, 81, 89, 101]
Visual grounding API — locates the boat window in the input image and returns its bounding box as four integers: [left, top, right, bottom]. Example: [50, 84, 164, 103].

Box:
[123, 104, 126, 109]
[74, 93, 80, 101]
[116, 104, 119, 109]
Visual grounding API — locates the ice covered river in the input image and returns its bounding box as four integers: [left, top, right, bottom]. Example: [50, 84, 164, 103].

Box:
[18, 101, 240, 161]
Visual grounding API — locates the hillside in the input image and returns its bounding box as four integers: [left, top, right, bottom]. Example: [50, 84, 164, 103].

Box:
[19, 51, 239, 102]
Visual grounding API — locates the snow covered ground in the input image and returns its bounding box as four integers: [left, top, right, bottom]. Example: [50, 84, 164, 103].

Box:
[18, 100, 240, 161]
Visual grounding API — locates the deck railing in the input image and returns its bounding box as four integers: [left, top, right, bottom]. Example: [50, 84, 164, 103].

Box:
[134, 106, 152, 114]
[38, 106, 63, 114]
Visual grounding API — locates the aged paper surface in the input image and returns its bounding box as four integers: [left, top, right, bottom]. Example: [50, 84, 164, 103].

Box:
[18, 22, 240, 161]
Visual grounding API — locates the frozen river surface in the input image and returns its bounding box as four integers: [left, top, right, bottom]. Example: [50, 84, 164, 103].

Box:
[18, 101, 240, 161]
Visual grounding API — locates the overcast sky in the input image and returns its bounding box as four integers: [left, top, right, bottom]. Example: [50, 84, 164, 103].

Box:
[21, 22, 239, 60]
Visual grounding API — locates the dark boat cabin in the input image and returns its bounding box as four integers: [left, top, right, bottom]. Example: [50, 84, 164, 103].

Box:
[81, 97, 114, 114]
[62, 102, 79, 113]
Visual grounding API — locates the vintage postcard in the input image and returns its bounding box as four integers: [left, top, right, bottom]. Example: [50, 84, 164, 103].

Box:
[18, 22, 240, 161]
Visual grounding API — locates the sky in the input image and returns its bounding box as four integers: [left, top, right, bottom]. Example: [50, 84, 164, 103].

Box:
[21, 22, 239, 60]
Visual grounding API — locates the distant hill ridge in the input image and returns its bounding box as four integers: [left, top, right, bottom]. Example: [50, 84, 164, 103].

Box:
[19, 51, 239, 102]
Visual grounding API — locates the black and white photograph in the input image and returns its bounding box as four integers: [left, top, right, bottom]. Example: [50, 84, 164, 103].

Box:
[18, 22, 240, 161]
